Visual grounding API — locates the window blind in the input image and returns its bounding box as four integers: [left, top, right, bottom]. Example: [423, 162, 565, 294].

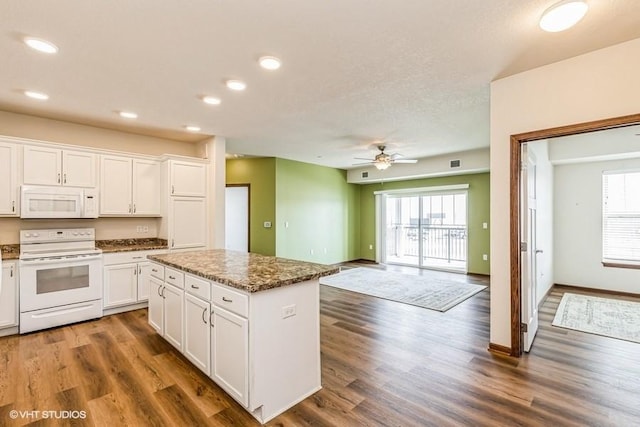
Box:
[602, 171, 640, 263]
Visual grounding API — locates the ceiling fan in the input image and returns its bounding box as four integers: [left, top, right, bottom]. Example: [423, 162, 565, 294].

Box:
[353, 145, 418, 170]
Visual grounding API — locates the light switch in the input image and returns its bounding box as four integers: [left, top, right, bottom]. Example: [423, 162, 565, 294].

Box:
[264, 221, 272, 228]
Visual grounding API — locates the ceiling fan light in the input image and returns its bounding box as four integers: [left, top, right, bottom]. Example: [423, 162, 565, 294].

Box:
[374, 161, 391, 171]
[539, 0, 588, 32]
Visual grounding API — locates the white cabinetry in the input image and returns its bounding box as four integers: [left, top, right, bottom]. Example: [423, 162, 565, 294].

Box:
[0, 142, 19, 216]
[23, 145, 96, 187]
[211, 304, 249, 406]
[100, 155, 161, 216]
[103, 250, 164, 311]
[184, 290, 211, 374]
[161, 158, 208, 251]
[170, 161, 206, 197]
[148, 264, 184, 351]
[0, 261, 18, 329]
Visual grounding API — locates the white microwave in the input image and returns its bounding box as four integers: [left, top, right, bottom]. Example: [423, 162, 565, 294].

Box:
[21, 185, 99, 219]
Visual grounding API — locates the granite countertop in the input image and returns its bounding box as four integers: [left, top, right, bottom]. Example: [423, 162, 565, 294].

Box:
[148, 249, 339, 293]
[96, 238, 168, 253]
[0, 244, 20, 261]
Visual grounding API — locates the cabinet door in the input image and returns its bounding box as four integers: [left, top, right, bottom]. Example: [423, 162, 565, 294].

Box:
[148, 276, 164, 334]
[163, 283, 184, 351]
[0, 263, 18, 328]
[184, 293, 211, 375]
[0, 142, 18, 216]
[170, 161, 206, 197]
[132, 159, 161, 216]
[63, 150, 96, 187]
[211, 307, 248, 407]
[170, 197, 207, 250]
[137, 262, 151, 302]
[103, 264, 138, 308]
[23, 145, 62, 185]
[100, 155, 133, 215]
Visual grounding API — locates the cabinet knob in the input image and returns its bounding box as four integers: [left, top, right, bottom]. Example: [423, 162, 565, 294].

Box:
[202, 307, 208, 324]
[168, 275, 176, 280]
[133, 204, 136, 213]
[222, 297, 233, 303]
[57, 173, 61, 184]
[11, 201, 15, 212]
[191, 284, 200, 290]
[63, 173, 67, 184]
[128, 204, 132, 213]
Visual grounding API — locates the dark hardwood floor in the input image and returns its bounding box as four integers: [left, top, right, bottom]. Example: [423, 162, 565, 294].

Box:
[1, 268, 639, 426]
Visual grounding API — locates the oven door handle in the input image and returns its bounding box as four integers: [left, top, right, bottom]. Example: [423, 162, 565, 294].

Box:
[20, 254, 103, 266]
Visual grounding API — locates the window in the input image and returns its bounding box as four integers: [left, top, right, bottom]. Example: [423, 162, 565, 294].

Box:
[602, 171, 640, 265]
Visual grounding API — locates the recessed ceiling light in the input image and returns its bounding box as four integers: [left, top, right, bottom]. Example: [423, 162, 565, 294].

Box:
[24, 90, 49, 100]
[226, 80, 247, 91]
[202, 95, 221, 105]
[259, 56, 281, 70]
[185, 125, 201, 132]
[539, 0, 589, 32]
[119, 111, 138, 119]
[24, 37, 58, 54]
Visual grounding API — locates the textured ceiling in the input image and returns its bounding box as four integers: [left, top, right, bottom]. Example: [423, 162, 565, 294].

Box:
[2, 1, 640, 169]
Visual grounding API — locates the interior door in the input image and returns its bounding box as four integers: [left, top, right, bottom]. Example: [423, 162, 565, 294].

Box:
[225, 186, 249, 251]
[521, 144, 539, 352]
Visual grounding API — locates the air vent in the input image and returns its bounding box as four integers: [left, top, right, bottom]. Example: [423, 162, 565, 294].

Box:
[450, 159, 461, 168]
[362, 171, 369, 178]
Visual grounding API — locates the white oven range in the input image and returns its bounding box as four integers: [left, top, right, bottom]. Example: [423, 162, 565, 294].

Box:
[19, 228, 103, 333]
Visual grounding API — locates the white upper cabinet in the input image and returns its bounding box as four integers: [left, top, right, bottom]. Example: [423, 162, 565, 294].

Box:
[100, 155, 161, 216]
[170, 197, 207, 249]
[133, 159, 161, 215]
[170, 160, 206, 197]
[23, 145, 96, 187]
[0, 142, 19, 216]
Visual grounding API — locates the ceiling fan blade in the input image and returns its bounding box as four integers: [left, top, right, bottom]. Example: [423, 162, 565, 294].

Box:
[352, 161, 375, 165]
[353, 157, 375, 161]
[392, 159, 418, 164]
[389, 152, 404, 159]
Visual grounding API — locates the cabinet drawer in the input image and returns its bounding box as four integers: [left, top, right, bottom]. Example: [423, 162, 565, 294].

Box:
[103, 250, 166, 266]
[212, 284, 248, 318]
[150, 263, 165, 280]
[185, 274, 211, 301]
[165, 267, 184, 289]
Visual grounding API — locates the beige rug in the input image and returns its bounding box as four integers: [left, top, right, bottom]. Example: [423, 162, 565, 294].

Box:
[319, 267, 486, 312]
[552, 293, 640, 344]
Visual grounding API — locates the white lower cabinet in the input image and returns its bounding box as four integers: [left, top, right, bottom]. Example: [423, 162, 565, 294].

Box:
[147, 264, 184, 352]
[103, 250, 164, 311]
[211, 306, 249, 406]
[184, 293, 211, 374]
[0, 261, 18, 329]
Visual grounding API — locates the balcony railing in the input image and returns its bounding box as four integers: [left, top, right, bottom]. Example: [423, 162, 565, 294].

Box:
[386, 225, 467, 263]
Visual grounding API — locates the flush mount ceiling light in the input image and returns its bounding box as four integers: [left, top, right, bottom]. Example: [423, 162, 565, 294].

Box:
[119, 111, 138, 119]
[259, 56, 281, 70]
[185, 125, 201, 132]
[24, 90, 49, 100]
[24, 37, 58, 54]
[539, 0, 589, 32]
[202, 95, 221, 105]
[225, 80, 247, 91]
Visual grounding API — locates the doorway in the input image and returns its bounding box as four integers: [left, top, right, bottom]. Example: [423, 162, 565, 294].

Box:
[381, 190, 468, 272]
[225, 184, 249, 251]
[509, 113, 640, 357]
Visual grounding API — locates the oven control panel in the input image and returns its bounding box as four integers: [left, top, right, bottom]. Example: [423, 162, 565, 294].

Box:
[20, 228, 95, 243]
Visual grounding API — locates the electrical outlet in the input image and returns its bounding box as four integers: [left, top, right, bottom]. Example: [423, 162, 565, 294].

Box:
[310, 249, 314, 255]
[369, 244, 373, 250]
[483, 222, 488, 229]
[284, 221, 289, 228]
[282, 304, 296, 319]
[483, 254, 488, 261]
[136, 226, 143, 233]
[264, 221, 272, 228]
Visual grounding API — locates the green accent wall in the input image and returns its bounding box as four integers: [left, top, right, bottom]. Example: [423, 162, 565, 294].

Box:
[275, 158, 360, 264]
[226, 158, 276, 256]
[359, 173, 490, 275]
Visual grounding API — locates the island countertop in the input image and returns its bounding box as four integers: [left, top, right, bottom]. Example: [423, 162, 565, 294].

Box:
[148, 249, 339, 293]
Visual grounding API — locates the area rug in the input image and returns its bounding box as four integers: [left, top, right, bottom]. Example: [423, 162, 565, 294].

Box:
[552, 293, 640, 344]
[319, 267, 487, 312]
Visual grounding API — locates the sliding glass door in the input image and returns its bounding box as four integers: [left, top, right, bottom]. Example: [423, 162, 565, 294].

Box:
[383, 191, 467, 272]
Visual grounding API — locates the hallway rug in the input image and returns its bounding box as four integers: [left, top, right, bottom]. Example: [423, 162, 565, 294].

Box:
[319, 267, 486, 312]
[552, 293, 640, 344]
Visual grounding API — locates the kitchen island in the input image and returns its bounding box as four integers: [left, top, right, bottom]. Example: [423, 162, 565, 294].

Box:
[147, 249, 338, 424]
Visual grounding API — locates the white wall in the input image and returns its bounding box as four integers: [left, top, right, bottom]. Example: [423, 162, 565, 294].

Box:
[527, 140, 554, 305]
[554, 158, 640, 293]
[490, 37, 640, 348]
